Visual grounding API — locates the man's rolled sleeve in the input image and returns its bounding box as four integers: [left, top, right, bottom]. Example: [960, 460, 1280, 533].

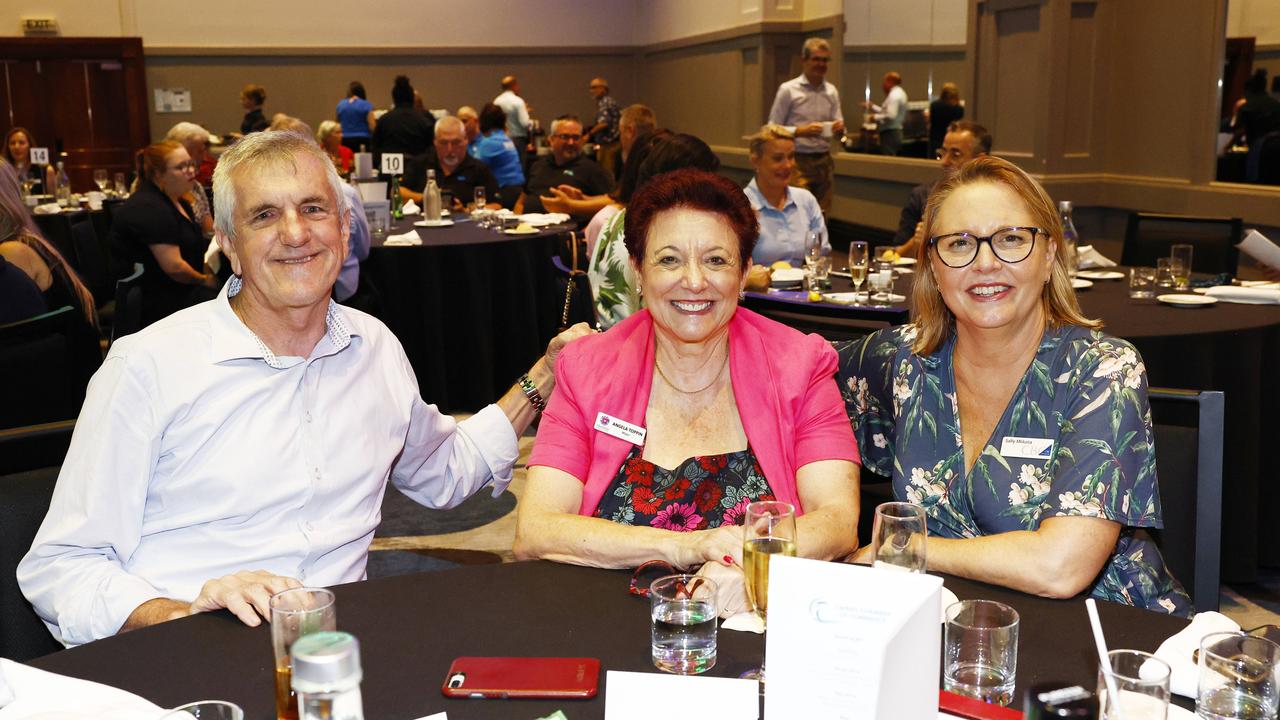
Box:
[392, 399, 518, 509]
[17, 352, 166, 646]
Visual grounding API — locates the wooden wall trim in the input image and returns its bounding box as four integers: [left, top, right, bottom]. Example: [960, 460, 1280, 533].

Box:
[842, 44, 967, 54]
[639, 14, 843, 56]
[146, 45, 635, 58]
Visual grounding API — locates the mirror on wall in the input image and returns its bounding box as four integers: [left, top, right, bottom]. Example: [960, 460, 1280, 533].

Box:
[1216, 0, 1280, 185]
[841, 0, 969, 159]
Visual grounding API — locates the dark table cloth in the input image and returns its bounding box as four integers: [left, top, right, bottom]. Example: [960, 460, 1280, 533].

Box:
[363, 216, 571, 413]
[751, 269, 1280, 581]
[30, 561, 1191, 718]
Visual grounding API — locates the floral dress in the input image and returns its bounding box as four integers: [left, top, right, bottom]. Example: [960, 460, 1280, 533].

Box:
[837, 323, 1192, 615]
[594, 446, 776, 530]
[587, 209, 641, 330]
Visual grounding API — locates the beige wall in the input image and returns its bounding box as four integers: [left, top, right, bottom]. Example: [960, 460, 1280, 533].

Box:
[845, 0, 967, 45]
[1228, 0, 1280, 45]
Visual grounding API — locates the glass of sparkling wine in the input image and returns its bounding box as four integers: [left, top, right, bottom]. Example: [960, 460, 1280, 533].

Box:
[1197, 631, 1280, 720]
[1170, 243, 1193, 291]
[1097, 649, 1170, 720]
[848, 241, 869, 302]
[944, 599, 1020, 706]
[742, 500, 797, 681]
[870, 501, 927, 573]
[270, 588, 337, 720]
[650, 574, 719, 674]
[804, 231, 823, 273]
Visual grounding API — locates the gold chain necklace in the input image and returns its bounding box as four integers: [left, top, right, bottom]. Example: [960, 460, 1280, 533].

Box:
[655, 347, 730, 394]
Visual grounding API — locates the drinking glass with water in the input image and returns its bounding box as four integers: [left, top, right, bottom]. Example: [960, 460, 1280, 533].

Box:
[1197, 631, 1280, 720]
[944, 599, 1020, 706]
[650, 574, 719, 675]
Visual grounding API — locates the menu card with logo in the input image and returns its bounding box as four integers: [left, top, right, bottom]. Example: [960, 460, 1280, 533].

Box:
[764, 557, 943, 719]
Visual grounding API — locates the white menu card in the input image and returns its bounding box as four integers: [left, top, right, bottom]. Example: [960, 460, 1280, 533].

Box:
[764, 556, 943, 720]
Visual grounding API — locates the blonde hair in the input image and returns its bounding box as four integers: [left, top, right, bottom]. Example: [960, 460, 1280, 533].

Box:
[746, 123, 795, 158]
[939, 82, 961, 105]
[315, 119, 342, 147]
[909, 155, 1101, 355]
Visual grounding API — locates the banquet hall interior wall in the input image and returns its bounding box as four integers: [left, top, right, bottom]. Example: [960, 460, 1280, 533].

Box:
[4, 0, 1278, 250]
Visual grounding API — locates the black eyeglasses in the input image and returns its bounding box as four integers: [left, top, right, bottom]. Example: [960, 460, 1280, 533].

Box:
[928, 226, 1043, 268]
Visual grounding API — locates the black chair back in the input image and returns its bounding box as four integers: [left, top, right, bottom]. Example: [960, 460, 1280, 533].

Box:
[0, 455, 64, 661]
[1121, 212, 1242, 275]
[0, 306, 101, 430]
[31, 212, 83, 268]
[1148, 387, 1224, 612]
[70, 217, 113, 306]
[111, 263, 144, 345]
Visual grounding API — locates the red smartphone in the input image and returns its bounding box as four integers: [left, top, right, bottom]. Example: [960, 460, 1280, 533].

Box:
[440, 656, 601, 700]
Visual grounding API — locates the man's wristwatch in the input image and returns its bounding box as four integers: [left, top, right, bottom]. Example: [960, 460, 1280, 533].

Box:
[518, 373, 546, 414]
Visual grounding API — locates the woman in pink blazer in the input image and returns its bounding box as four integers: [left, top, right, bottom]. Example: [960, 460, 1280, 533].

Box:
[515, 169, 860, 616]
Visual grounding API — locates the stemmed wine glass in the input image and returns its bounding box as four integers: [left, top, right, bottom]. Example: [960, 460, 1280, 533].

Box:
[869, 501, 927, 573]
[93, 169, 109, 192]
[741, 500, 797, 682]
[848, 241, 869, 303]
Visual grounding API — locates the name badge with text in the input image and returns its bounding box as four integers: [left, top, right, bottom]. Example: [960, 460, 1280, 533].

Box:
[594, 412, 646, 445]
[1000, 436, 1054, 460]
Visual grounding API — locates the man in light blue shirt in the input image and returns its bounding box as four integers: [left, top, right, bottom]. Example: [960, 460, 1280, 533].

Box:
[768, 37, 844, 214]
[865, 71, 909, 156]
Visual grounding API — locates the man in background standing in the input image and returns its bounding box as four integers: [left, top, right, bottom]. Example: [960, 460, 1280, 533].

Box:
[586, 77, 621, 178]
[865, 71, 908, 156]
[494, 75, 532, 169]
[768, 37, 844, 214]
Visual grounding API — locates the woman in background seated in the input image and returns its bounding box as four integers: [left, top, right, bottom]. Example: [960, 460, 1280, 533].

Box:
[837, 156, 1190, 615]
[588, 133, 718, 329]
[3, 127, 55, 196]
[316, 120, 353, 175]
[474, 103, 525, 197]
[0, 163, 98, 330]
[515, 169, 860, 615]
[111, 141, 217, 327]
[744, 124, 828, 267]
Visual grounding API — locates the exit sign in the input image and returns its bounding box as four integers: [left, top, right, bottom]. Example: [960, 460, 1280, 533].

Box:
[21, 18, 59, 35]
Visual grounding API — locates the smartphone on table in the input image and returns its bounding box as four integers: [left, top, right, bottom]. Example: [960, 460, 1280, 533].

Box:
[441, 656, 601, 700]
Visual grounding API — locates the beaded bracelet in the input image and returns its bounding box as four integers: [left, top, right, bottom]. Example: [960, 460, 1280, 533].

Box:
[518, 373, 546, 414]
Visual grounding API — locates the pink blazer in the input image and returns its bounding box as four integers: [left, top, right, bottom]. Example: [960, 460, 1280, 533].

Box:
[529, 308, 859, 516]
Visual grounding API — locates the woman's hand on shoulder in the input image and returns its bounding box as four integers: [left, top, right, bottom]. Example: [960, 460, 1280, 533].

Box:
[544, 322, 595, 374]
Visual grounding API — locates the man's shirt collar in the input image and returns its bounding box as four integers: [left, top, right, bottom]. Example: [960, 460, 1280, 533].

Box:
[210, 276, 358, 369]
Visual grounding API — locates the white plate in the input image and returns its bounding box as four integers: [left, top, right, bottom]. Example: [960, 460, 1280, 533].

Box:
[830, 269, 852, 279]
[1077, 270, 1124, 280]
[1071, 278, 1094, 289]
[823, 292, 905, 304]
[893, 257, 917, 266]
[503, 227, 539, 235]
[414, 219, 454, 228]
[1158, 293, 1218, 307]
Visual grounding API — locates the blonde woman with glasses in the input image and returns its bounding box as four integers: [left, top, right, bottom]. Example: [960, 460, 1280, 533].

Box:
[836, 156, 1191, 615]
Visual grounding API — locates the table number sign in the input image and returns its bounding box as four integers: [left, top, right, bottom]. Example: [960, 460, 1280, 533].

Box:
[381, 153, 404, 175]
[29, 147, 49, 165]
[764, 556, 943, 719]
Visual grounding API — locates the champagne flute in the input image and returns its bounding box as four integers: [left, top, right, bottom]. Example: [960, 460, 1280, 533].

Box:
[870, 501, 927, 573]
[848, 241, 869, 302]
[93, 169, 109, 192]
[741, 500, 797, 682]
[804, 231, 823, 273]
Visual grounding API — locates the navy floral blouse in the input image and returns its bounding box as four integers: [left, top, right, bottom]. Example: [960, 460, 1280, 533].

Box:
[594, 446, 776, 530]
[837, 323, 1192, 615]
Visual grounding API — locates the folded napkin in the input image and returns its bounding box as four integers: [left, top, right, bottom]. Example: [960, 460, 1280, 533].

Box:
[1142, 611, 1239, 698]
[383, 230, 422, 246]
[1076, 245, 1118, 269]
[32, 203, 62, 215]
[515, 213, 571, 227]
[401, 199, 420, 215]
[1202, 285, 1280, 304]
[0, 658, 166, 718]
[722, 612, 765, 634]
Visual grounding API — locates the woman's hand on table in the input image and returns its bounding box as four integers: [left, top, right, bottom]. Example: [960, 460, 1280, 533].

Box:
[696, 560, 750, 619]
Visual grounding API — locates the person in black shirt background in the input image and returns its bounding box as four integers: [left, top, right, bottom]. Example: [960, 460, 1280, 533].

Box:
[239, 84, 269, 136]
[373, 76, 435, 164]
[517, 115, 614, 215]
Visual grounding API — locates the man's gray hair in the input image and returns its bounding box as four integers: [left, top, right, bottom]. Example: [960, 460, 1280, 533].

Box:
[213, 130, 349, 241]
[435, 115, 465, 137]
[165, 122, 211, 146]
[802, 37, 831, 60]
[550, 114, 582, 137]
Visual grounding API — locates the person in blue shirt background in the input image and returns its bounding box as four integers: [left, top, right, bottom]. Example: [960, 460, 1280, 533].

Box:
[336, 81, 376, 154]
[743, 124, 828, 267]
[474, 102, 526, 206]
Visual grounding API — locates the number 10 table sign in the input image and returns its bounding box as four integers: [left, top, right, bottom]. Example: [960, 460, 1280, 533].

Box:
[764, 557, 944, 719]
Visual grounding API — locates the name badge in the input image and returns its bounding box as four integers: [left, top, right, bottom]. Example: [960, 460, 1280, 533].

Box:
[594, 412, 646, 445]
[1000, 436, 1054, 460]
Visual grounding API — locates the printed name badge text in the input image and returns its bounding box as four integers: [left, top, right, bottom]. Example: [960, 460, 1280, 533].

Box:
[1000, 436, 1054, 460]
[594, 412, 646, 445]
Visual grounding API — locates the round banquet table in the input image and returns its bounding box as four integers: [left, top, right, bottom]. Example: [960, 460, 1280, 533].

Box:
[28, 561, 1192, 718]
[750, 269, 1280, 581]
[363, 216, 573, 413]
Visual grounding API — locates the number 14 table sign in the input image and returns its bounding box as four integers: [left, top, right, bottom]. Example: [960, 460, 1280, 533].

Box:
[764, 556, 944, 720]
